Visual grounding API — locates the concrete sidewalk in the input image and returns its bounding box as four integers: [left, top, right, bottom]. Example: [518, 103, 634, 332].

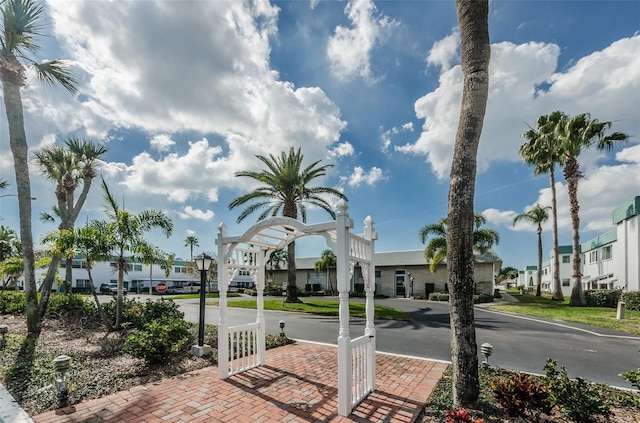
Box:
[30, 341, 448, 423]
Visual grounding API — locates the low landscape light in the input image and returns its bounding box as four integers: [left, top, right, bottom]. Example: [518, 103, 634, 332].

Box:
[279, 320, 286, 337]
[0, 324, 8, 348]
[53, 355, 72, 392]
[480, 343, 494, 366]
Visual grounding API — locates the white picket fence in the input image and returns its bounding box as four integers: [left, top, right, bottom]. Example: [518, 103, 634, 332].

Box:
[350, 334, 375, 408]
[226, 322, 259, 376]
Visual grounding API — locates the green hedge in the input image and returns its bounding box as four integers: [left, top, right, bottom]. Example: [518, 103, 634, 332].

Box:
[623, 291, 640, 311]
[584, 290, 622, 308]
[429, 292, 449, 301]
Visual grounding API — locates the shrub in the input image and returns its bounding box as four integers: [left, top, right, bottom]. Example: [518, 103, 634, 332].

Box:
[0, 291, 26, 314]
[620, 368, 640, 390]
[429, 292, 449, 301]
[124, 317, 191, 364]
[46, 293, 97, 322]
[474, 294, 494, 304]
[490, 372, 552, 418]
[623, 291, 640, 311]
[584, 289, 621, 308]
[543, 359, 611, 422]
[445, 408, 483, 423]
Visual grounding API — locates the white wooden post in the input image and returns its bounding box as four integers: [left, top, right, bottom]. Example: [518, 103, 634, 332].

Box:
[363, 216, 377, 391]
[217, 223, 230, 379]
[257, 249, 266, 364]
[336, 200, 354, 416]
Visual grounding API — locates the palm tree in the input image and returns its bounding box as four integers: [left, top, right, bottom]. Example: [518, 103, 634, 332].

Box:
[266, 248, 287, 286]
[41, 226, 115, 330]
[0, 225, 20, 289]
[512, 204, 551, 296]
[520, 111, 566, 301]
[419, 214, 500, 273]
[0, 178, 7, 190]
[1, 0, 78, 336]
[229, 147, 347, 303]
[138, 244, 174, 295]
[314, 249, 337, 295]
[448, 0, 490, 408]
[94, 177, 174, 329]
[34, 138, 106, 310]
[556, 113, 629, 306]
[184, 235, 199, 262]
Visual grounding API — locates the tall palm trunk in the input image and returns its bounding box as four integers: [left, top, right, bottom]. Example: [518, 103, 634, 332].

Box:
[286, 241, 300, 302]
[549, 169, 564, 300]
[449, 0, 490, 408]
[535, 224, 543, 296]
[1, 60, 39, 336]
[565, 156, 584, 306]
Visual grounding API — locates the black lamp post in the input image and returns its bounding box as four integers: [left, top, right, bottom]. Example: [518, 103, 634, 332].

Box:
[194, 253, 212, 347]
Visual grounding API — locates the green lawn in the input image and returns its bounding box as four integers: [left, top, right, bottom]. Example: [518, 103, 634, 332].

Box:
[489, 293, 640, 335]
[214, 298, 412, 321]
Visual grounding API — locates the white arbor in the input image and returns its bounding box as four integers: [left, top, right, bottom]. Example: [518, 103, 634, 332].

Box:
[216, 200, 377, 416]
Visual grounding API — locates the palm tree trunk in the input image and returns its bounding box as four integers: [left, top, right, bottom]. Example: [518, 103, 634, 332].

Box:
[286, 241, 301, 303]
[115, 260, 125, 329]
[1, 61, 39, 336]
[536, 226, 542, 296]
[37, 255, 62, 320]
[565, 157, 584, 306]
[448, 0, 490, 408]
[550, 169, 564, 301]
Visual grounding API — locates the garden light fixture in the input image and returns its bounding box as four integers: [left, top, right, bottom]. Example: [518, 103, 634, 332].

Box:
[191, 253, 213, 357]
[480, 343, 493, 366]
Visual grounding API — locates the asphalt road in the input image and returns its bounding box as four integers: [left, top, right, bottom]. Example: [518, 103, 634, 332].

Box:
[169, 295, 640, 388]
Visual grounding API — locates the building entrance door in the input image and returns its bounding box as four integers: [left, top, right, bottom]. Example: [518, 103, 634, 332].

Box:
[395, 274, 406, 297]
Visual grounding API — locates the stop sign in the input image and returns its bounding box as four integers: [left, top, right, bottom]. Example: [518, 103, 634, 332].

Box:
[156, 282, 167, 293]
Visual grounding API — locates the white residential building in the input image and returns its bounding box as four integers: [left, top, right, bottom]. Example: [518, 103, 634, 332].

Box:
[533, 195, 640, 296]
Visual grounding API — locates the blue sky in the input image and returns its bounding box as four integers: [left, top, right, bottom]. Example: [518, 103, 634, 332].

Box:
[0, 0, 638, 271]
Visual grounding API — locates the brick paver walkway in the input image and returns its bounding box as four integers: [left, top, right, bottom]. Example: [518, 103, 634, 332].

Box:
[32, 341, 448, 423]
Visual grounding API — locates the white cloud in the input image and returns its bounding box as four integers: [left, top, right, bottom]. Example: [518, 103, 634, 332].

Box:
[426, 29, 460, 72]
[326, 0, 399, 81]
[381, 122, 414, 152]
[347, 166, 385, 187]
[22, 1, 347, 204]
[483, 208, 517, 228]
[402, 34, 639, 181]
[177, 206, 215, 221]
[329, 142, 355, 158]
[150, 135, 175, 153]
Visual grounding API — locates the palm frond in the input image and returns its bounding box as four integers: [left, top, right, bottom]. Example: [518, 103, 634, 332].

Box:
[30, 59, 78, 93]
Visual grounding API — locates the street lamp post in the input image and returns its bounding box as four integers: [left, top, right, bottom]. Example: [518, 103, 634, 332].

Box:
[191, 253, 213, 357]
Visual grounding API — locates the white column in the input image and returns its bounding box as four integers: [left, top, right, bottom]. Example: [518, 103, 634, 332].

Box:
[336, 200, 353, 416]
[217, 223, 230, 379]
[257, 248, 266, 365]
[363, 215, 377, 393]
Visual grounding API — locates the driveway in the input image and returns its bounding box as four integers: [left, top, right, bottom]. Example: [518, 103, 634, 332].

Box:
[173, 296, 640, 388]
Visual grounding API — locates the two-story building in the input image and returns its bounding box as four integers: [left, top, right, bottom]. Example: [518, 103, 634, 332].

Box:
[529, 195, 640, 296]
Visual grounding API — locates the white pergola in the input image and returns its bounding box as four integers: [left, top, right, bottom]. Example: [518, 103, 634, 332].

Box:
[215, 200, 377, 416]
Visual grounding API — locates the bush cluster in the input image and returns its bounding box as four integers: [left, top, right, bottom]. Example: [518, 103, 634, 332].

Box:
[489, 359, 614, 422]
[0, 291, 26, 314]
[490, 372, 552, 419]
[584, 289, 622, 308]
[445, 408, 483, 423]
[124, 317, 191, 365]
[622, 291, 640, 311]
[429, 292, 449, 301]
[473, 294, 494, 304]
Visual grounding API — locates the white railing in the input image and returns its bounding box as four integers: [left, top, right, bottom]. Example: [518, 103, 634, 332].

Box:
[227, 322, 259, 376]
[350, 334, 374, 407]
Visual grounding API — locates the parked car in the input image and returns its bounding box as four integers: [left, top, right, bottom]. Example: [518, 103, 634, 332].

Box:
[173, 282, 201, 294]
[99, 283, 127, 295]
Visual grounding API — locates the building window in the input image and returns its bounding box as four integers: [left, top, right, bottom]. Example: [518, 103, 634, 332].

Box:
[562, 255, 570, 264]
[132, 264, 142, 272]
[602, 245, 612, 260]
[562, 279, 570, 287]
[589, 251, 598, 263]
[76, 279, 91, 288]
